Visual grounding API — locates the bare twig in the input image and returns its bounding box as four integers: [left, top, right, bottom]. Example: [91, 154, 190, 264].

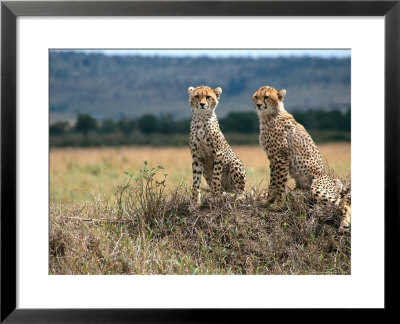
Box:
[64, 216, 129, 223]
[111, 230, 124, 256]
[190, 215, 201, 234]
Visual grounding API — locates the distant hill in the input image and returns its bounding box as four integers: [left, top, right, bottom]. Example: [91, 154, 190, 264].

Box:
[50, 52, 350, 122]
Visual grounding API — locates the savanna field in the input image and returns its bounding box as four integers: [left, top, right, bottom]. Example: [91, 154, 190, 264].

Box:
[50, 143, 351, 275]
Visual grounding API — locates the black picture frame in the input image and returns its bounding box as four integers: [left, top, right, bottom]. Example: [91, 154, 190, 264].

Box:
[1, 0, 399, 322]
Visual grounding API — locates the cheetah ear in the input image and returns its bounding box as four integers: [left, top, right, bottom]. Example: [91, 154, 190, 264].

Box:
[213, 87, 222, 99]
[277, 89, 286, 101]
[188, 87, 194, 94]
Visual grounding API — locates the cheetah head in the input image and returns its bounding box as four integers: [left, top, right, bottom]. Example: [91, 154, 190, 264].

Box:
[188, 85, 222, 115]
[252, 86, 286, 116]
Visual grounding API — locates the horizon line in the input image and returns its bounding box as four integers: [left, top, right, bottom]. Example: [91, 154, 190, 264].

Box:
[50, 49, 351, 59]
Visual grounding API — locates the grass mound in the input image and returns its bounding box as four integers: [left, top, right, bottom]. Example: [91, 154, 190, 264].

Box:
[50, 164, 350, 275]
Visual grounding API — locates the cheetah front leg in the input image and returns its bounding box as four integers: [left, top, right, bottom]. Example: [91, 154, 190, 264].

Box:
[209, 152, 224, 204]
[262, 155, 289, 211]
[189, 155, 203, 212]
[230, 160, 246, 202]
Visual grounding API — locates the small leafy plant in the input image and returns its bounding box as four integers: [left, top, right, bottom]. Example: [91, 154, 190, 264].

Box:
[115, 160, 168, 231]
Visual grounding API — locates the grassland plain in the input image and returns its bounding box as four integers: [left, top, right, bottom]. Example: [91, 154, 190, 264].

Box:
[50, 143, 351, 275]
[50, 143, 350, 203]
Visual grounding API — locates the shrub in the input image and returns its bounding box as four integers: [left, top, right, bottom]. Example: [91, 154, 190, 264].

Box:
[115, 161, 168, 232]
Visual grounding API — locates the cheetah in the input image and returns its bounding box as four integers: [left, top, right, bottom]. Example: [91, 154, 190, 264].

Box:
[188, 85, 246, 211]
[252, 86, 351, 231]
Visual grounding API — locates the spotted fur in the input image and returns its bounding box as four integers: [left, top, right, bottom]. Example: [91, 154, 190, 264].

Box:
[188, 85, 246, 211]
[252, 86, 351, 231]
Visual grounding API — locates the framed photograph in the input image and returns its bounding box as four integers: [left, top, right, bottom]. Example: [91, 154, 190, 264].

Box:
[1, 0, 399, 321]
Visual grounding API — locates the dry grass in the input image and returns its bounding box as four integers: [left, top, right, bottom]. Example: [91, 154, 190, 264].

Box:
[50, 143, 350, 203]
[50, 174, 350, 275]
[50, 143, 351, 275]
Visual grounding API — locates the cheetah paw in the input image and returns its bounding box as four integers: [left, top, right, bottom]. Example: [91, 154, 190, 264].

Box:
[222, 192, 234, 199]
[209, 194, 223, 205]
[338, 223, 350, 233]
[338, 205, 351, 232]
[189, 201, 201, 213]
[269, 201, 286, 212]
[259, 195, 276, 207]
[234, 192, 246, 202]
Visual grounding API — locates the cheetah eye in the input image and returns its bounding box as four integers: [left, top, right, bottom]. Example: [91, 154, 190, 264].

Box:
[264, 96, 269, 100]
[206, 95, 211, 99]
[194, 95, 199, 99]
[254, 96, 258, 100]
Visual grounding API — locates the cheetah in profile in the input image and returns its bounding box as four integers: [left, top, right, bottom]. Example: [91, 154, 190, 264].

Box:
[188, 85, 246, 211]
[252, 86, 351, 231]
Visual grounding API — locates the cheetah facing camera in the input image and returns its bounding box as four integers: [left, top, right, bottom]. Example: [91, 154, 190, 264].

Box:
[188, 85, 246, 212]
[252, 86, 351, 231]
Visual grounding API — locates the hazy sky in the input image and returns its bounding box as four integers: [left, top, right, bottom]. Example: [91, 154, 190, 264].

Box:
[53, 49, 350, 58]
